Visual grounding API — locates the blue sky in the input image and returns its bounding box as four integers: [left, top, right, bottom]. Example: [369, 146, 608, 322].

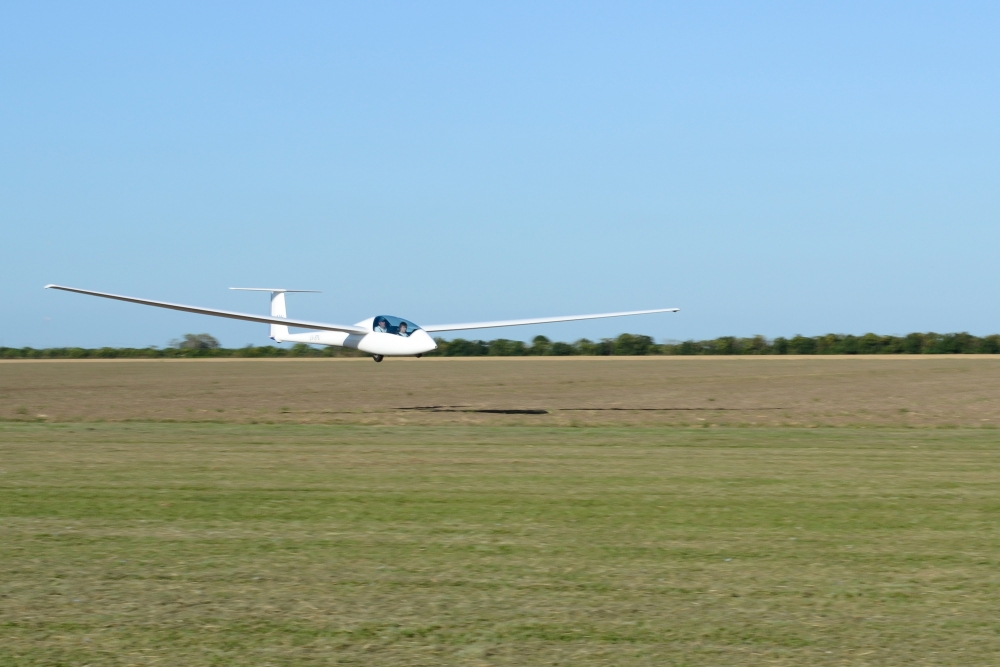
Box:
[2, 2, 997, 348]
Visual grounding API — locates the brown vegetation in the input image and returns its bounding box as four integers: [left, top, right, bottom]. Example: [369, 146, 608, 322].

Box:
[3, 356, 1000, 427]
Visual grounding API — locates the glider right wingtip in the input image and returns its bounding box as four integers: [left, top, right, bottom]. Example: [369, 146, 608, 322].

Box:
[44, 284, 60, 289]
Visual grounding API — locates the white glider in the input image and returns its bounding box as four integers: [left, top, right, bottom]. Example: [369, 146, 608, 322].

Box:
[45, 284, 679, 362]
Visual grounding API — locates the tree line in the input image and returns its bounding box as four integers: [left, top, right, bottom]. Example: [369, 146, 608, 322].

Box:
[431, 332, 1000, 356]
[2, 331, 999, 359]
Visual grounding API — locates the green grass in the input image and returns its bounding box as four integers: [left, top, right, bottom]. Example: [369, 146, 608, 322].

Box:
[2, 423, 1000, 665]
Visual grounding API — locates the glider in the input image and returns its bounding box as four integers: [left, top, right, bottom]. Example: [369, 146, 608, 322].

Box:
[45, 285, 679, 362]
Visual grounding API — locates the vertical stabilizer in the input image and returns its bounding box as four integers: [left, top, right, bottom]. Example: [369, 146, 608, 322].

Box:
[269, 292, 289, 341]
[229, 288, 321, 343]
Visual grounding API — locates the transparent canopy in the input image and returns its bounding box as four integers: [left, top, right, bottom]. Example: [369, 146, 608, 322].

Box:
[372, 315, 421, 337]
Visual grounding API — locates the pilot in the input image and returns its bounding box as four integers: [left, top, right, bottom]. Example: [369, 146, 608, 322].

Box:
[374, 317, 389, 333]
[398, 321, 409, 337]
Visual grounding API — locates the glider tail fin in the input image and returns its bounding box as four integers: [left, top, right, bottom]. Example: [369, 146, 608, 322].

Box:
[229, 288, 321, 343]
[269, 292, 289, 342]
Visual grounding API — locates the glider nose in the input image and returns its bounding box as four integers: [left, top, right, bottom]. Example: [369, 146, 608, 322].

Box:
[413, 329, 437, 354]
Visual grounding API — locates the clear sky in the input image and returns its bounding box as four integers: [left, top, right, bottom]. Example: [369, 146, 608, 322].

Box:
[2, 2, 997, 348]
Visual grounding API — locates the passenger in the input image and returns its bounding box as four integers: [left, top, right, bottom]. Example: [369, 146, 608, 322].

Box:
[374, 317, 389, 333]
[398, 321, 409, 337]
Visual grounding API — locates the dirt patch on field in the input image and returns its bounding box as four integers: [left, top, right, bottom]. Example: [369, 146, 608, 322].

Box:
[2, 356, 999, 427]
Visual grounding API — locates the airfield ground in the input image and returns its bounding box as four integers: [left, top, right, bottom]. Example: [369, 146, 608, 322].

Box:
[3, 355, 1000, 427]
[2, 358, 1000, 665]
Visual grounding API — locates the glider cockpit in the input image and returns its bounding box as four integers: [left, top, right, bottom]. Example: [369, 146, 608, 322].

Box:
[372, 315, 421, 337]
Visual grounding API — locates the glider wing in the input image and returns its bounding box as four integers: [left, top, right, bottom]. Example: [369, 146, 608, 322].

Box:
[44, 285, 368, 335]
[422, 307, 679, 333]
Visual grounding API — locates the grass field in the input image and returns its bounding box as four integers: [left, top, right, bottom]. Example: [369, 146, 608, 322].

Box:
[4, 356, 1000, 427]
[2, 359, 1000, 665]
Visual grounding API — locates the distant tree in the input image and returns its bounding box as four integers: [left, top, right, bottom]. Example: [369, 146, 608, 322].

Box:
[442, 338, 487, 356]
[982, 335, 1000, 354]
[922, 333, 946, 354]
[551, 341, 574, 356]
[903, 333, 924, 354]
[789, 335, 817, 355]
[568, 338, 609, 355]
[675, 340, 699, 355]
[529, 335, 552, 355]
[744, 335, 769, 355]
[614, 334, 654, 355]
[488, 339, 527, 356]
[881, 335, 907, 354]
[710, 337, 737, 355]
[857, 333, 881, 354]
[953, 332, 977, 353]
[174, 333, 220, 350]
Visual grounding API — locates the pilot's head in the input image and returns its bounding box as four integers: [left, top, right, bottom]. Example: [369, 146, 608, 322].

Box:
[377, 318, 387, 330]
[399, 322, 408, 333]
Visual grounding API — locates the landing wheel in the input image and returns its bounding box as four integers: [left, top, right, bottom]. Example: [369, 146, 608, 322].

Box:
[415, 354, 422, 358]
[372, 355, 384, 363]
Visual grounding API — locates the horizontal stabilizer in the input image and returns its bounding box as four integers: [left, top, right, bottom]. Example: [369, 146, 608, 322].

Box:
[230, 288, 321, 293]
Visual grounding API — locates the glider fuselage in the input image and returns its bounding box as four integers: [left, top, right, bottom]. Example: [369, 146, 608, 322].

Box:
[278, 316, 437, 357]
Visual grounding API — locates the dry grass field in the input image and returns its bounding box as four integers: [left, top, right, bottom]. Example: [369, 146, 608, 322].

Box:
[2, 358, 1000, 665]
[3, 356, 1000, 427]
